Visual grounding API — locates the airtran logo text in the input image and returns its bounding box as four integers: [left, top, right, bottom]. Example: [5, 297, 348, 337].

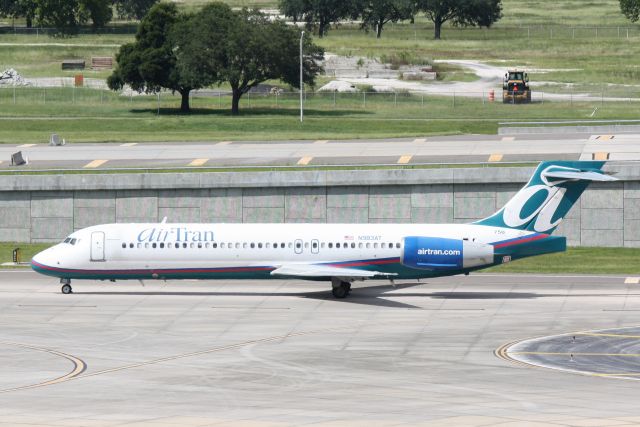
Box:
[418, 248, 461, 256]
[137, 227, 215, 243]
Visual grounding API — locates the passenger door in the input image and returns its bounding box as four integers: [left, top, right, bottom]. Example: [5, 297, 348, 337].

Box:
[90, 231, 105, 262]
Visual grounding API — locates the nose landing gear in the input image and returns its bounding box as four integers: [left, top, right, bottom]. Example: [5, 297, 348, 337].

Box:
[60, 278, 72, 294]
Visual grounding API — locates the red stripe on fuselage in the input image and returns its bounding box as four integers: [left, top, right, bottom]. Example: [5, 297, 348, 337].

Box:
[493, 233, 548, 249]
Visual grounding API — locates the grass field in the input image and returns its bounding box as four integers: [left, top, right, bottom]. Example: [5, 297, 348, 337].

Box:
[1, 87, 639, 142]
[3, 243, 639, 274]
[1, 0, 639, 141]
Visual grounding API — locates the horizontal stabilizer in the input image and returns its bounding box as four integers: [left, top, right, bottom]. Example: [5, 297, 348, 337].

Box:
[542, 170, 617, 182]
[271, 264, 396, 279]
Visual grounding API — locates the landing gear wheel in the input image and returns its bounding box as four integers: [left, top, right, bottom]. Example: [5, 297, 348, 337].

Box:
[331, 282, 351, 299]
[61, 284, 72, 294]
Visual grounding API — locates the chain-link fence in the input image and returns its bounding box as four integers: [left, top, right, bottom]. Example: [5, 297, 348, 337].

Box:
[1, 87, 639, 116]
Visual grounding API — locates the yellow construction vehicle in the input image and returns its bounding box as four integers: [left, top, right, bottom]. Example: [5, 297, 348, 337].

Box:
[502, 69, 531, 103]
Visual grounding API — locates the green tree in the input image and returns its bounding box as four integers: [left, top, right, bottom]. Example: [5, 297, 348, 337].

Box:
[620, 0, 640, 22]
[114, 0, 158, 20]
[107, 3, 197, 112]
[279, 0, 357, 37]
[356, 0, 414, 38]
[175, 5, 324, 115]
[80, 0, 112, 28]
[36, 0, 81, 35]
[416, 0, 502, 39]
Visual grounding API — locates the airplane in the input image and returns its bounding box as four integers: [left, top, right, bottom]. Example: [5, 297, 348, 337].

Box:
[31, 161, 616, 298]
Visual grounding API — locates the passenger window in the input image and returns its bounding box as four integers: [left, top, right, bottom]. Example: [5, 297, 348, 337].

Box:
[374, 243, 378, 249]
[152, 243, 157, 249]
[273, 242, 278, 248]
[145, 243, 149, 249]
[235, 243, 240, 249]
[396, 243, 401, 248]
[349, 243, 354, 248]
[328, 243, 333, 248]
[160, 243, 165, 249]
[183, 242, 187, 248]
[243, 243, 247, 249]
[197, 243, 202, 249]
[304, 242, 309, 249]
[296, 242, 301, 249]
[189, 243, 194, 248]
[129, 243, 134, 248]
[288, 242, 292, 248]
[266, 243, 270, 249]
[381, 243, 386, 249]
[258, 243, 263, 249]
[213, 243, 218, 248]
[122, 243, 126, 249]
[312, 242, 318, 249]
[358, 243, 363, 249]
[137, 243, 142, 249]
[336, 243, 340, 248]
[366, 243, 370, 249]
[282, 243, 286, 248]
[321, 242, 325, 248]
[344, 244, 349, 249]
[221, 243, 226, 249]
[250, 243, 255, 249]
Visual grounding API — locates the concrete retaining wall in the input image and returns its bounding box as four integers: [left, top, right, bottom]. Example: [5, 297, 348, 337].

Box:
[0, 164, 638, 247]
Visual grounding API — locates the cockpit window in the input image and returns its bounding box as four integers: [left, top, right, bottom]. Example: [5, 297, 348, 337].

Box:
[64, 238, 71, 243]
[70, 238, 77, 245]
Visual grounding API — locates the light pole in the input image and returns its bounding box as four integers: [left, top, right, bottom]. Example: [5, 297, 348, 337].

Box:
[300, 31, 304, 123]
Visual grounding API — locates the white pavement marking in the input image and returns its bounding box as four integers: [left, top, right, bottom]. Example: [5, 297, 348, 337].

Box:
[83, 160, 108, 168]
[216, 141, 232, 146]
[120, 143, 138, 147]
[413, 138, 427, 143]
[314, 140, 329, 144]
[488, 154, 503, 162]
[625, 277, 640, 285]
[189, 158, 209, 167]
[397, 155, 412, 164]
[18, 144, 36, 148]
[297, 156, 313, 165]
[501, 137, 515, 142]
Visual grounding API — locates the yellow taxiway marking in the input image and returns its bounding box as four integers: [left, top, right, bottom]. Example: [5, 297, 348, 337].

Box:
[597, 135, 615, 140]
[189, 158, 209, 167]
[18, 144, 36, 148]
[625, 277, 640, 284]
[314, 140, 329, 144]
[593, 152, 610, 161]
[413, 138, 426, 143]
[488, 154, 503, 162]
[83, 159, 108, 168]
[397, 155, 412, 164]
[216, 141, 232, 146]
[120, 142, 137, 147]
[501, 137, 515, 142]
[297, 156, 313, 165]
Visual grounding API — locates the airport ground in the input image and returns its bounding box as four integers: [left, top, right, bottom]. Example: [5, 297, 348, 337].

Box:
[2, 271, 640, 426]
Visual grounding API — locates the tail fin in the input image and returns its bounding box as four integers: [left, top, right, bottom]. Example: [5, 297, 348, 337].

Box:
[474, 161, 617, 234]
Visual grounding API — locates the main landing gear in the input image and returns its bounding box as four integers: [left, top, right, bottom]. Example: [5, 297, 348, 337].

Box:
[331, 278, 351, 299]
[60, 278, 72, 294]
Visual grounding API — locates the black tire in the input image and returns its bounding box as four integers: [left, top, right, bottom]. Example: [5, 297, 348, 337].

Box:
[61, 284, 72, 294]
[332, 285, 348, 299]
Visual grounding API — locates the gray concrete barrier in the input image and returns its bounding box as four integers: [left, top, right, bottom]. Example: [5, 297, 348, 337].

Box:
[0, 164, 638, 247]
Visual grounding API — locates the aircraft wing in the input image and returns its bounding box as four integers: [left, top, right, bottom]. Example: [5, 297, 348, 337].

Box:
[270, 264, 397, 279]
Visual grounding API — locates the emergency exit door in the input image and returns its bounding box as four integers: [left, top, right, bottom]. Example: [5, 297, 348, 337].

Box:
[90, 231, 105, 261]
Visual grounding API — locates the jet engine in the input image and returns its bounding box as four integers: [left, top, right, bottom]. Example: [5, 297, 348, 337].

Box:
[401, 236, 494, 271]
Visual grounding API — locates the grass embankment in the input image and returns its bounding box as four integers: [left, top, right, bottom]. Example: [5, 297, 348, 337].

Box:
[0, 243, 51, 268]
[2, 243, 639, 274]
[485, 247, 640, 275]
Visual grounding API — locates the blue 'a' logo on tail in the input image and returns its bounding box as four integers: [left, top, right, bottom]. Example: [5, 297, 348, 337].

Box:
[474, 161, 616, 234]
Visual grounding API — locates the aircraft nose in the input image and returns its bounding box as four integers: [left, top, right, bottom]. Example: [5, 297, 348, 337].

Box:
[31, 248, 53, 269]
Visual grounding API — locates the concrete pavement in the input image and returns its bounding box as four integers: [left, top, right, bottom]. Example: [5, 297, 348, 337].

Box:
[2, 271, 640, 425]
